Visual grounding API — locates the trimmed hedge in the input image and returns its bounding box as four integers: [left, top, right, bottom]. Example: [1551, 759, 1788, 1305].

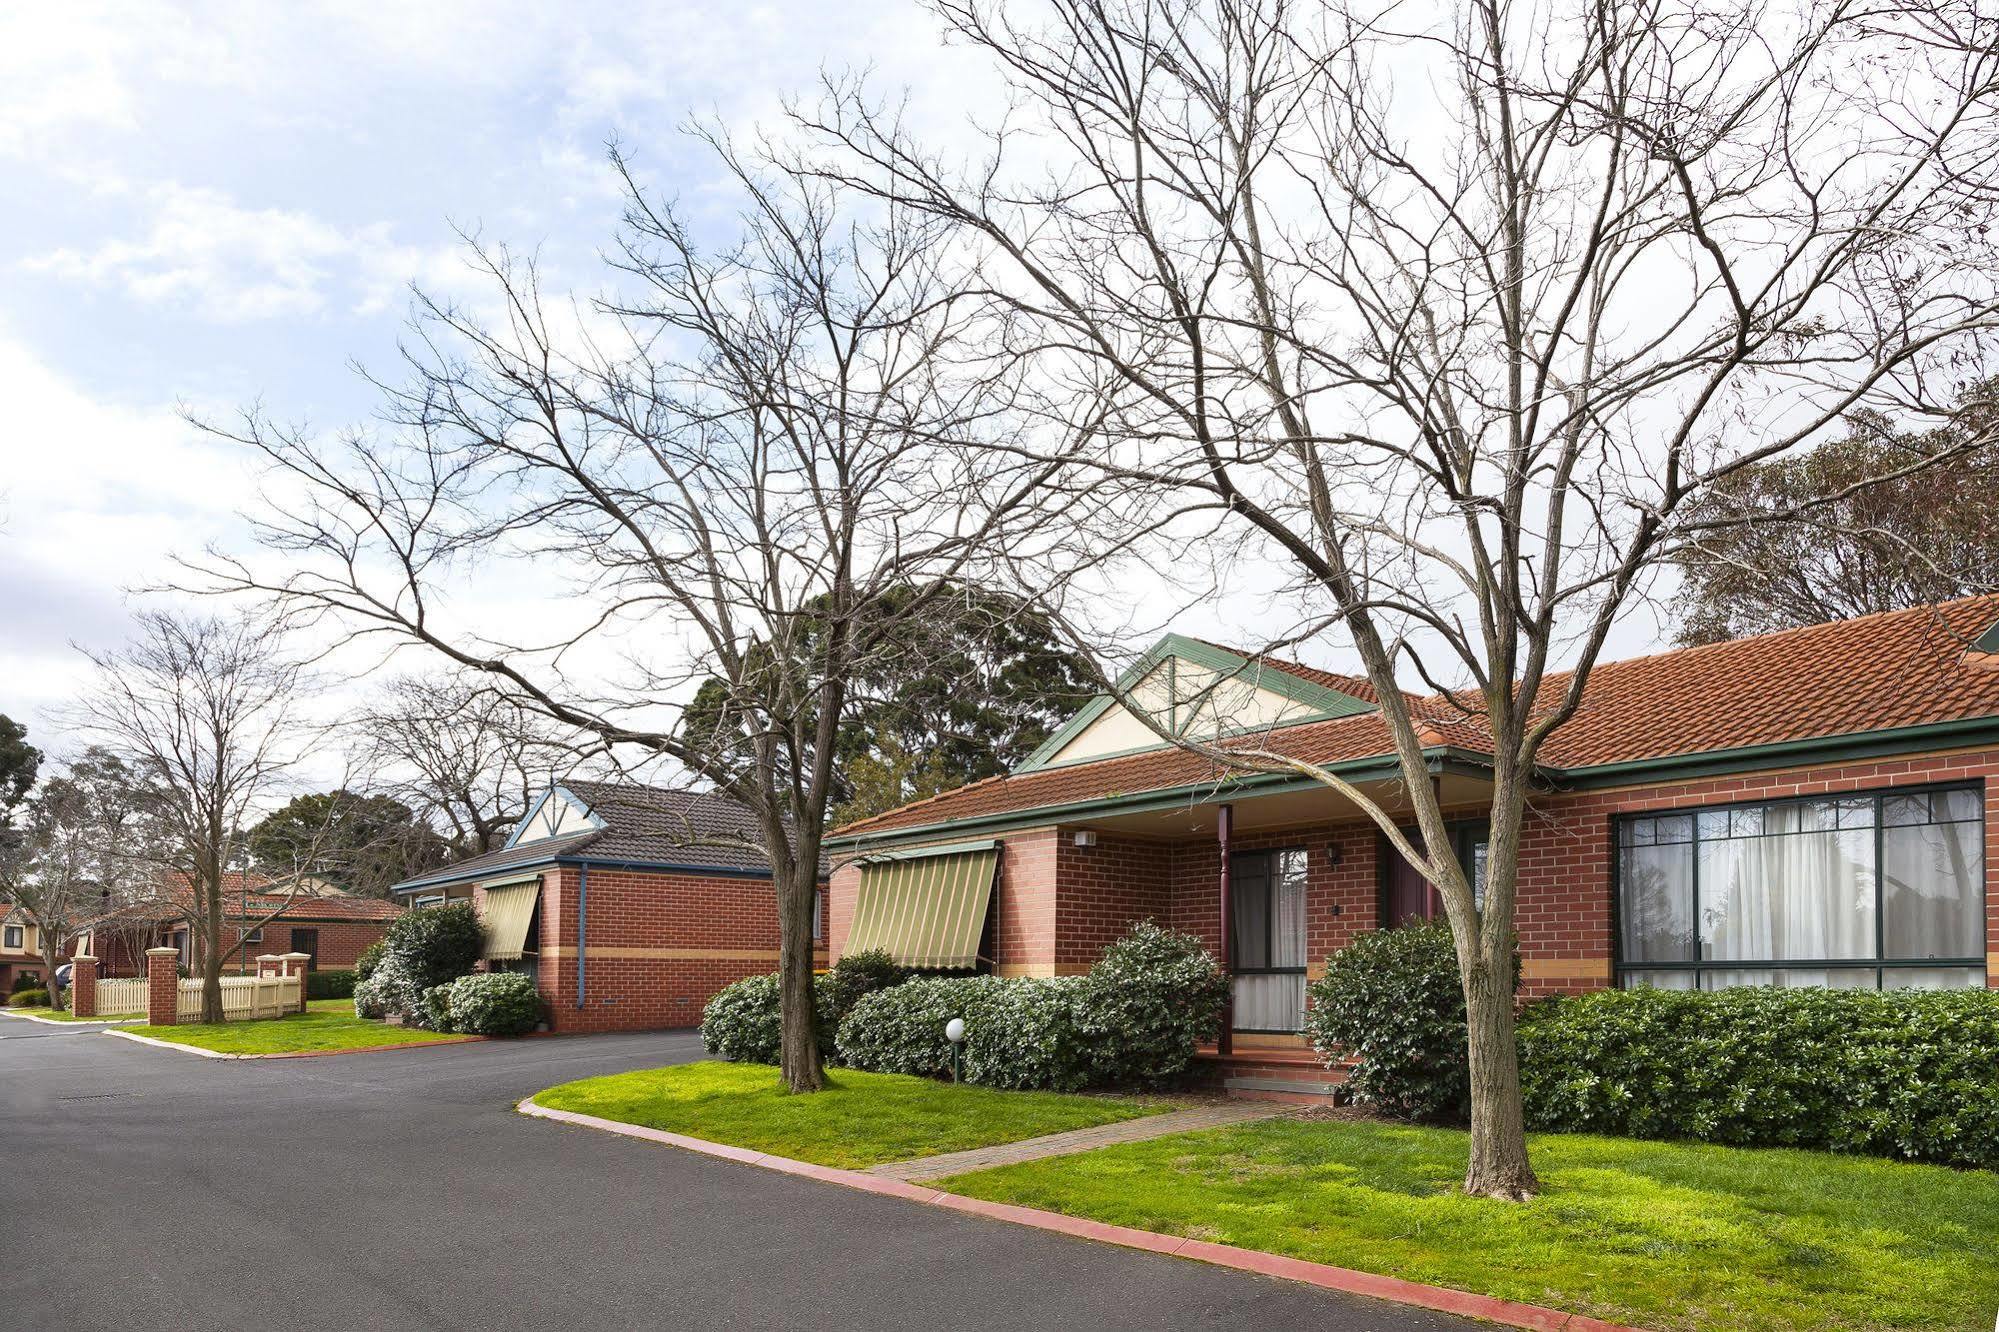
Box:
[1305, 922, 1503, 1123]
[837, 923, 1229, 1090]
[9, 988, 50, 1008]
[420, 983, 457, 1032]
[961, 976, 1091, 1090]
[699, 951, 914, 1065]
[447, 972, 542, 1036]
[9, 972, 41, 993]
[306, 969, 356, 1001]
[1079, 921, 1229, 1087]
[1518, 985, 1999, 1170]
[701, 973, 785, 1063]
[836, 976, 995, 1077]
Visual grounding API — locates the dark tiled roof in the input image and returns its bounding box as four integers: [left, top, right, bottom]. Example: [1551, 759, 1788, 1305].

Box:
[392, 781, 817, 892]
[836, 596, 1999, 840]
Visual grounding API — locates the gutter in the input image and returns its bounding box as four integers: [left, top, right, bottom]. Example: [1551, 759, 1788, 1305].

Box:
[827, 749, 1470, 852]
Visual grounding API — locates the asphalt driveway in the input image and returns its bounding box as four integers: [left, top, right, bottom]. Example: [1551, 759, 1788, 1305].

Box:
[0, 1018, 1477, 1330]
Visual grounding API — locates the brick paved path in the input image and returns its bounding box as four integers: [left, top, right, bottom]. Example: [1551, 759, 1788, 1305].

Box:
[867, 1100, 1292, 1181]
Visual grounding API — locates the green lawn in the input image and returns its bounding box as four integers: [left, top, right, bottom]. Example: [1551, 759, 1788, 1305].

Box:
[535, 1061, 1170, 1170]
[938, 1117, 1999, 1332]
[130, 1003, 466, 1055]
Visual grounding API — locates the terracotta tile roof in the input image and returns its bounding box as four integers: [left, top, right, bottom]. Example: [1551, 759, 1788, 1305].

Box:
[80, 884, 405, 928]
[835, 596, 1999, 840]
[1530, 594, 1999, 770]
[834, 708, 1422, 838]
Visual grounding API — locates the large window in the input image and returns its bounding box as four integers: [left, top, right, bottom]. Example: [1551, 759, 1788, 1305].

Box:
[1617, 784, 1985, 990]
[2, 925, 20, 951]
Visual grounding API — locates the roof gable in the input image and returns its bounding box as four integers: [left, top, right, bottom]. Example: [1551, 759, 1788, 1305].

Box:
[1018, 634, 1375, 771]
[834, 595, 1999, 844]
[505, 784, 606, 848]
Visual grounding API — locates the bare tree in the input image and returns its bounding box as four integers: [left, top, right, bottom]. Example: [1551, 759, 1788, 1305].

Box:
[1, 749, 155, 1005]
[191, 131, 1081, 1089]
[68, 611, 310, 1022]
[806, 0, 1999, 1196]
[356, 674, 583, 859]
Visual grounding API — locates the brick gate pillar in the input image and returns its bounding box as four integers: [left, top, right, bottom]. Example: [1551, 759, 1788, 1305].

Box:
[71, 954, 98, 1018]
[280, 951, 312, 1012]
[145, 947, 180, 1025]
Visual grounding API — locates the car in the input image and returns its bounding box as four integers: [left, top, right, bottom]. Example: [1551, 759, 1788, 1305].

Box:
[54, 962, 72, 990]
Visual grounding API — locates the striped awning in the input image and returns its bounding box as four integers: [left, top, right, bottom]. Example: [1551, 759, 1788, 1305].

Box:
[478, 880, 541, 961]
[845, 841, 999, 969]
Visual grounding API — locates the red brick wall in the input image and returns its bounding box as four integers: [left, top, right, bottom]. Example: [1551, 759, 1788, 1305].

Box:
[530, 867, 829, 1033]
[832, 744, 1999, 999]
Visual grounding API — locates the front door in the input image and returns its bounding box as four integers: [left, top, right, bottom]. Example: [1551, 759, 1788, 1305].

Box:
[291, 928, 319, 971]
[1230, 848, 1308, 1032]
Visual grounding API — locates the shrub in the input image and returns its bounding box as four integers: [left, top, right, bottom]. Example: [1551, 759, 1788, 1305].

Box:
[360, 953, 426, 1023]
[382, 903, 483, 993]
[418, 983, 457, 1032]
[1080, 921, 1228, 1087]
[9, 988, 50, 1008]
[1306, 922, 1510, 1123]
[1518, 986, 1999, 1170]
[819, 949, 910, 1033]
[352, 975, 389, 1020]
[10, 972, 40, 994]
[701, 973, 785, 1063]
[836, 975, 995, 1078]
[962, 976, 1093, 1090]
[306, 969, 356, 1001]
[447, 972, 542, 1036]
[353, 939, 385, 982]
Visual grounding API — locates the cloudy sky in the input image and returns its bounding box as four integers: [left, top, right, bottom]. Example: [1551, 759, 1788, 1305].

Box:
[0, 1, 1002, 740]
[0, 1, 1675, 764]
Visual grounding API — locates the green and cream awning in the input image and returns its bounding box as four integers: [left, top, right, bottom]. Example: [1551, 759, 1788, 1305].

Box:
[478, 880, 541, 962]
[844, 840, 999, 969]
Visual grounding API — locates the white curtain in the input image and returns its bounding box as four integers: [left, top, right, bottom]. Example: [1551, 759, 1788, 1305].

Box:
[1700, 803, 1873, 964]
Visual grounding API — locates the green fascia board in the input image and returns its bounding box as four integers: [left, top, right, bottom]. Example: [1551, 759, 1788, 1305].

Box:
[828, 749, 1475, 852]
[1548, 714, 1999, 789]
[1016, 633, 1376, 772]
[854, 838, 1000, 864]
[830, 710, 1999, 850]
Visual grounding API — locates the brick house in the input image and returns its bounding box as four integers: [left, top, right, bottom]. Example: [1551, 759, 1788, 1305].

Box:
[388, 781, 829, 1033]
[825, 598, 1999, 1094]
[73, 873, 404, 977]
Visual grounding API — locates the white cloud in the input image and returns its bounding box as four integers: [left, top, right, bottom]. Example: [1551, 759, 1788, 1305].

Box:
[22, 182, 476, 324]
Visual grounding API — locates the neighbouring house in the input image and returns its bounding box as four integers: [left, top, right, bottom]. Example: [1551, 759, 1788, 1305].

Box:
[826, 597, 1999, 1097]
[1, 905, 48, 992]
[73, 872, 405, 977]
[388, 780, 829, 1033]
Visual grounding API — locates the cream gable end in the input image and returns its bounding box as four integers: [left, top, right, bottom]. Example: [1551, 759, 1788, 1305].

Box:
[508, 786, 603, 846]
[1027, 637, 1375, 770]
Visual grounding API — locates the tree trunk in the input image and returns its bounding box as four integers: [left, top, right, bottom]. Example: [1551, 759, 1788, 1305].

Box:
[1460, 950, 1537, 1200]
[776, 864, 824, 1093]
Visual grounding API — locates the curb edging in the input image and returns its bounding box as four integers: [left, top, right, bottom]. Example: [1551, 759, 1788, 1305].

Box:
[516, 1096, 1641, 1332]
[104, 1028, 485, 1059]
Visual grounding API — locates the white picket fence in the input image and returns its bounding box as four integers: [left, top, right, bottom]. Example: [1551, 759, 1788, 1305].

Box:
[94, 978, 149, 1016]
[174, 974, 301, 1022]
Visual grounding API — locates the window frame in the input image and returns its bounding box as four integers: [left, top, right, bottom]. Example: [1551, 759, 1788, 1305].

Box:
[2, 924, 21, 951]
[1611, 779, 1986, 990]
[1228, 847, 1309, 978]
